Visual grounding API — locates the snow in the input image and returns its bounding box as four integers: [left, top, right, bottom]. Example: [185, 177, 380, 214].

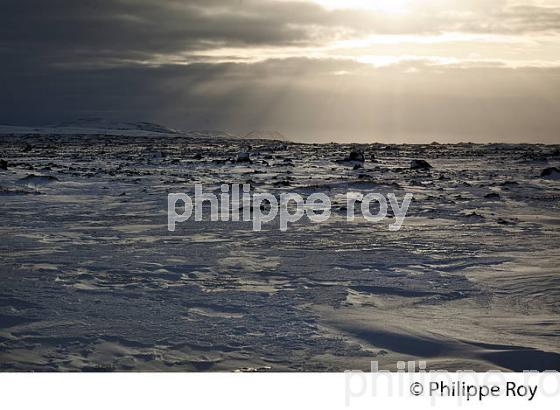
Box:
[0, 132, 559, 371]
[0, 122, 288, 142]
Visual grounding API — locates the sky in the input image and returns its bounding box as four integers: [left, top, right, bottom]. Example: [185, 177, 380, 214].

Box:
[1, 0, 559, 143]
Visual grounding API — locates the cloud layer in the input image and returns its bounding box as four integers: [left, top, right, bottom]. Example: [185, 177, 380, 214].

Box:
[1, 0, 559, 142]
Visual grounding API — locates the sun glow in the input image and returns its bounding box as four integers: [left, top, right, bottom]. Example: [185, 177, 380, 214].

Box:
[311, 0, 412, 14]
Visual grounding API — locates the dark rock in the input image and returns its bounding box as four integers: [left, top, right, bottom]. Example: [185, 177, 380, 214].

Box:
[497, 218, 516, 225]
[348, 149, 365, 163]
[336, 149, 365, 166]
[236, 152, 251, 163]
[541, 167, 560, 180]
[18, 174, 59, 183]
[484, 192, 501, 200]
[411, 159, 433, 170]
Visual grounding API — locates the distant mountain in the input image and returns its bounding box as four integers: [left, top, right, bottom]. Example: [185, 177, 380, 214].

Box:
[53, 118, 179, 134]
[183, 129, 289, 141]
[0, 120, 290, 142]
[244, 130, 288, 141]
[184, 130, 240, 139]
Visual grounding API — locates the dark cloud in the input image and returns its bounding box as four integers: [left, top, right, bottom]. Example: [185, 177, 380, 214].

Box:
[2, 1, 559, 69]
[2, 57, 559, 143]
[1, 1, 559, 142]
[0, 0, 355, 67]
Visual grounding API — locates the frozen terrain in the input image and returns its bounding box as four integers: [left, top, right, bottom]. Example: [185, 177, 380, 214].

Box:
[1, 131, 559, 372]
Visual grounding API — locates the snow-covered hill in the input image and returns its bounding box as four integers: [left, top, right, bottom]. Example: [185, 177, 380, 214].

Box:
[0, 118, 179, 137]
[244, 130, 288, 141]
[53, 118, 180, 134]
[0, 120, 291, 142]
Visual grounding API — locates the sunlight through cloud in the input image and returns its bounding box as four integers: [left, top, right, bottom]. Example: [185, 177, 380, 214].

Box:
[310, 0, 412, 13]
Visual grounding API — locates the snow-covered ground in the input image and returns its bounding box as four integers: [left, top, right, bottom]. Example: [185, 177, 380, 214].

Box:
[1, 132, 559, 371]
